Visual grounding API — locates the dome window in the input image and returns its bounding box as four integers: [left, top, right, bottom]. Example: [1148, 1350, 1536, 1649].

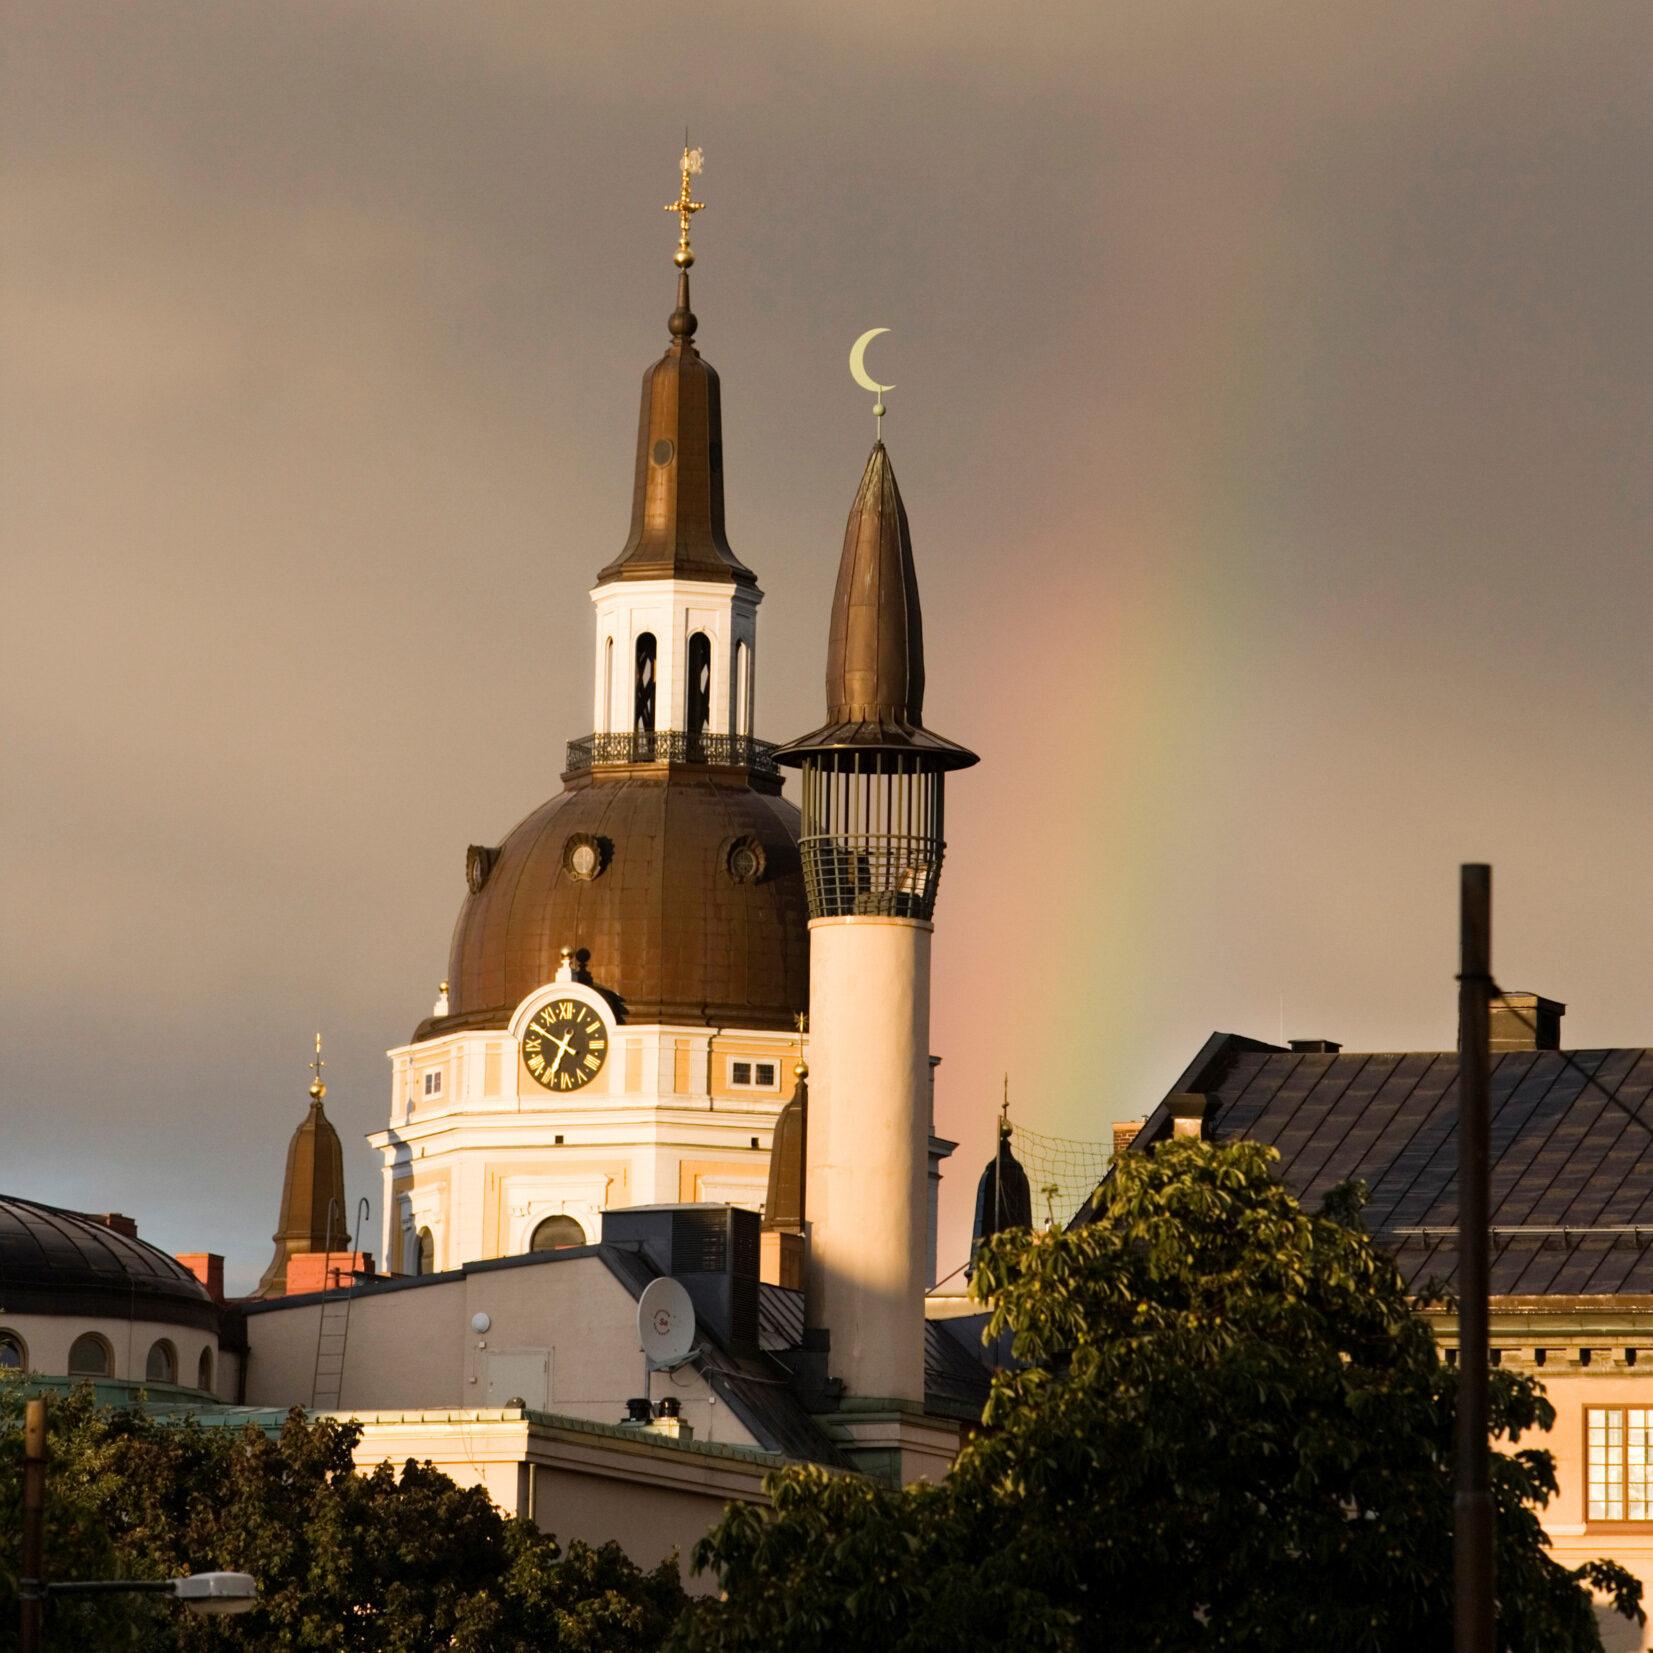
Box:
[0, 1330, 25, 1370]
[730, 1060, 778, 1090]
[197, 1346, 214, 1393]
[145, 1339, 178, 1385]
[529, 1214, 586, 1252]
[68, 1333, 112, 1377]
[422, 1070, 444, 1099]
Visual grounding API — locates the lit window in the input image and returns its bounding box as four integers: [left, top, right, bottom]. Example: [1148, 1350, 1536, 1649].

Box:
[68, 1334, 111, 1377]
[729, 1060, 778, 1090]
[423, 1071, 443, 1098]
[1588, 1407, 1653, 1521]
[0, 1330, 25, 1370]
[145, 1340, 177, 1384]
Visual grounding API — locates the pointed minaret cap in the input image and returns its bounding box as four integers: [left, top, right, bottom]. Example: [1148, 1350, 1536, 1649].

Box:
[596, 148, 755, 589]
[253, 1035, 350, 1299]
[777, 442, 977, 769]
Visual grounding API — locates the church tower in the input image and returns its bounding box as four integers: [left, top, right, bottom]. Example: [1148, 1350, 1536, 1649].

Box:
[370, 153, 808, 1275]
[777, 437, 977, 1408]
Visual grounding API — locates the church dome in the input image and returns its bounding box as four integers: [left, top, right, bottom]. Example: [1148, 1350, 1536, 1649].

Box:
[424, 764, 808, 1038]
[0, 1196, 217, 1332]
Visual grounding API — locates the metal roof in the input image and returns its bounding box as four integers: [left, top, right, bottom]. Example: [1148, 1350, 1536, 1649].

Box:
[1116, 1039, 1653, 1297]
[0, 1194, 218, 1331]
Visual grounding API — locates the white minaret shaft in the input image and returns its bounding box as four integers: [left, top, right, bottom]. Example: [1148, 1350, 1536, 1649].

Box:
[776, 438, 977, 1409]
[806, 917, 932, 1401]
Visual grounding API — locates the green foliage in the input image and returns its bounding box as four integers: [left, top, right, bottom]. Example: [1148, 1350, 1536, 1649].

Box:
[0, 1385, 686, 1651]
[677, 1139, 1644, 1652]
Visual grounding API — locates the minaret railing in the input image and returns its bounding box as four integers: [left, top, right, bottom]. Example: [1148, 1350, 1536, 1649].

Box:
[797, 751, 946, 921]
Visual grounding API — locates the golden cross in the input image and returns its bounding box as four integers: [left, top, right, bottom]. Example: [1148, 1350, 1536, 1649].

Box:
[663, 146, 705, 268]
[309, 1032, 327, 1100]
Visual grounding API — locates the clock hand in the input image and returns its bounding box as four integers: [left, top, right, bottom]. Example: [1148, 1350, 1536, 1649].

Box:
[548, 1030, 577, 1073]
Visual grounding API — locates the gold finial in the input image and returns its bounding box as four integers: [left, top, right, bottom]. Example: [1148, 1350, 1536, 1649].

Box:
[999, 1074, 1012, 1140]
[663, 144, 705, 268]
[794, 1010, 808, 1079]
[309, 1032, 327, 1102]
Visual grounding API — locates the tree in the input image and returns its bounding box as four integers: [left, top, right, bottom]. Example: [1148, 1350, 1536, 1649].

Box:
[676, 1139, 1644, 1652]
[0, 1386, 686, 1651]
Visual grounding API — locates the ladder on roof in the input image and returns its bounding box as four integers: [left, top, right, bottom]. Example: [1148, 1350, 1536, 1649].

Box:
[309, 1257, 354, 1411]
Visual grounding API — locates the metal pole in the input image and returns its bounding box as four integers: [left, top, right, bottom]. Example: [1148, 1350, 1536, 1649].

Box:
[1455, 863, 1493, 1652]
[20, 1394, 47, 1653]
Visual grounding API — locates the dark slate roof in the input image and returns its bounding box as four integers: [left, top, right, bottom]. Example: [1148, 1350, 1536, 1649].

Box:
[1107, 1038, 1653, 1298]
[0, 1195, 219, 1332]
[757, 1285, 994, 1420]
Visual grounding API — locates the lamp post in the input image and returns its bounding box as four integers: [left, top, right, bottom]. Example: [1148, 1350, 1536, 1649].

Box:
[17, 1396, 258, 1651]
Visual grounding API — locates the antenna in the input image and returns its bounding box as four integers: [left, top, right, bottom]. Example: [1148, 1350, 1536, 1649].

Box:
[636, 1277, 696, 1411]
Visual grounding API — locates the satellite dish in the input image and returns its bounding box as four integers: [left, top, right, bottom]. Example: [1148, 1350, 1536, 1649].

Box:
[637, 1277, 696, 1368]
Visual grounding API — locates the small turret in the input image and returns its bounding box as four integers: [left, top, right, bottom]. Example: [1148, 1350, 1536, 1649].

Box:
[254, 1035, 350, 1299]
[969, 1114, 1032, 1278]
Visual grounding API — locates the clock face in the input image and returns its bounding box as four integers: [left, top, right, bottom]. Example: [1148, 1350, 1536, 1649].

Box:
[523, 999, 608, 1093]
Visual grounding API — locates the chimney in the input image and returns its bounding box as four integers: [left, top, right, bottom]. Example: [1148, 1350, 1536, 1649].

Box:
[76, 1211, 138, 1238]
[176, 1253, 225, 1304]
[1168, 1093, 1207, 1140]
[1288, 1039, 1342, 1054]
[1490, 992, 1565, 1053]
[1112, 1119, 1144, 1159]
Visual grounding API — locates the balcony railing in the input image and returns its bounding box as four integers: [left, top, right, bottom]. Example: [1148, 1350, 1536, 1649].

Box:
[564, 730, 780, 777]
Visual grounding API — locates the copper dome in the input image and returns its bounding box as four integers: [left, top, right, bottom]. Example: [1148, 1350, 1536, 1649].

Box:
[423, 766, 808, 1038]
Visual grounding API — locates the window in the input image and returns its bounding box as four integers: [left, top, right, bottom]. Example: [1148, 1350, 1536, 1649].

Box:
[634, 633, 657, 735]
[735, 639, 751, 736]
[197, 1346, 215, 1393]
[729, 1060, 778, 1089]
[422, 1070, 443, 1098]
[687, 631, 711, 738]
[1589, 1409, 1653, 1521]
[529, 1214, 586, 1251]
[0, 1330, 25, 1370]
[415, 1227, 435, 1277]
[145, 1340, 177, 1384]
[68, 1333, 112, 1377]
[604, 636, 614, 731]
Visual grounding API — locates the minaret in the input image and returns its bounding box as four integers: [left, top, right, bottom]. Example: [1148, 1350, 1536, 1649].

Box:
[776, 432, 977, 1406]
[587, 146, 763, 757]
[255, 1035, 350, 1299]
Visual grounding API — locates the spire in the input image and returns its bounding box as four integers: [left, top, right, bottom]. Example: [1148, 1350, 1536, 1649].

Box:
[763, 1014, 810, 1235]
[968, 1105, 1032, 1278]
[254, 1033, 350, 1299]
[777, 439, 976, 768]
[597, 146, 755, 588]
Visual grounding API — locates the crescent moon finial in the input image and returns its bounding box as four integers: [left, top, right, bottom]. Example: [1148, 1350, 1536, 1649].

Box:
[849, 327, 895, 440]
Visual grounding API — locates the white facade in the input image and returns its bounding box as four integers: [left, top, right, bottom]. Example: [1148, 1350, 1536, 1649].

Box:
[371, 974, 804, 1275]
[588, 575, 760, 738]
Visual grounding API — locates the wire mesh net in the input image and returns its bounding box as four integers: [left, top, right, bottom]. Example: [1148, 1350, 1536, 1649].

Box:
[1007, 1124, 1115, 1228]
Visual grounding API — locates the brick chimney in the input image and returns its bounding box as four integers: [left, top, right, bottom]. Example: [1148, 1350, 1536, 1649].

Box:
[1112, 1119, 1144, 1159]
[1490, 992, 1564, 1053]
[176, 1253, 225, 1304]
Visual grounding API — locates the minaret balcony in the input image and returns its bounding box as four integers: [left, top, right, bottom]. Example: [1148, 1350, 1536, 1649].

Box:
[564, 730, 780, 778]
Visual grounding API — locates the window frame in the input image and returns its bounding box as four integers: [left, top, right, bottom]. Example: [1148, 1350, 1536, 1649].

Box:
[145, 1339, 178, 1385]
[68, 1331, 113, 1378]
[1585, 1405, 1653, 1526]
[528, 1214, 587, 1252]
[727, 1058, 779, 1091]
[0, 1328, 26, 1371]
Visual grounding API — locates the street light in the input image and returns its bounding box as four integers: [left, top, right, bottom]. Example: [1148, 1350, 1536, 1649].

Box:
[18, 1395, 257, 1651]
[40, 1573, 258, 1615]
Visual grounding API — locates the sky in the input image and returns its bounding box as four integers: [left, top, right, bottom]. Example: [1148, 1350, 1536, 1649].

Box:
[3, 1, 1650, 1293]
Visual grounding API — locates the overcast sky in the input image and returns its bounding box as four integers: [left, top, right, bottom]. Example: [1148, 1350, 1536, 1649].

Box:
[4, 2, 1649, 1292]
